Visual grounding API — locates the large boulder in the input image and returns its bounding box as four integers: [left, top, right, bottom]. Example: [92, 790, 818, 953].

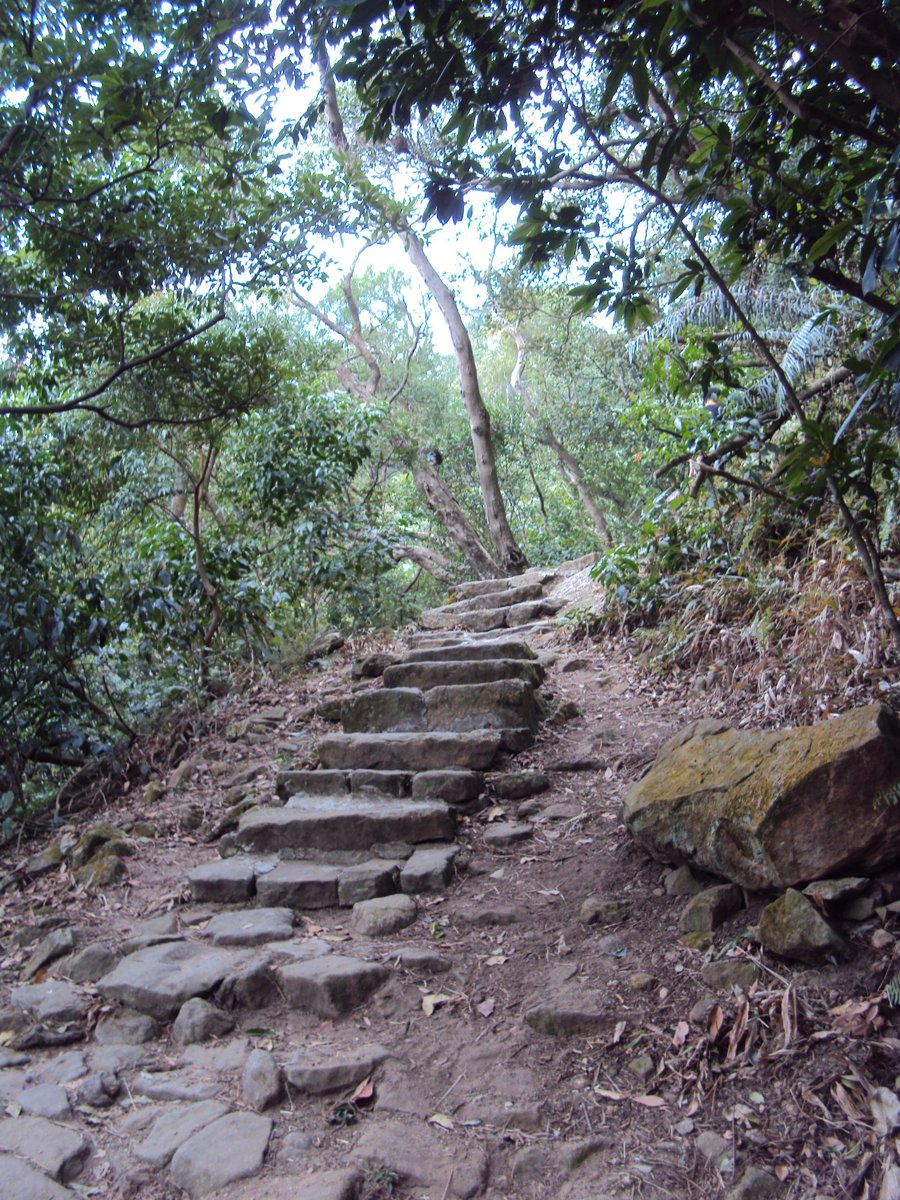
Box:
[622, 704, 900, 890]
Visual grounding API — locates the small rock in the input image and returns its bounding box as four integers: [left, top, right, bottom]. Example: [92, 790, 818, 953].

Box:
[70, 823, 131, 869]
[172, 998, 236, 1045]
[682, 931, 714, 952]
[277, 956, 388, 1018]
[400, 844, 458, 893]
[524, 988, 613, 1037]
[727, 1166, 779, 1199]
[802, 876, 870, 904]
[21, 927, 76, 980]
[689, 997, 719, 1026]
[134, 1072, 220, 1103]
[483, 822, 533, 848]
[135, 1099, 230, 1167]
[307, 629, 345, 658]
[65, 942, 118, 983]
[696, 1129, 734, 1173]
[700, 960, 758, 990]
[285, 1044, 389, 1095]
[75, 852, 128, 888]
[352, 651, 399, 678]
[95, 1008, 160, 1044]
[24, 843, 64, 878]
[77, 1071, 121, 1108]
[389, 948, 452, 975]
[169, 1111, 272, 1197]
[242, 1048, 283, 1111]
[628, 972, 655, 991]
[664, 865, 701, 896]
[679, 885, 745, 933]
[838, 894, 877, 921]
[758, 888, 850, 963]
[491, 771, 550, 801]
[204, 908, 293, 946]
[187, 857, 257, 903]
[872, 928, 895, 950]
[561, 1136, 614, 1169]
[351, 894, 417, 937]
[579, 896, 629, 925]
[10, 980, 89, 1024]
[279, 1130, 315, 1161]
[628, 1055, 655, 1084]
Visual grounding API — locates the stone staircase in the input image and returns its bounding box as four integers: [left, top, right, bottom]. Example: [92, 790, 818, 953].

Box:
[0, 568, 611, 1200]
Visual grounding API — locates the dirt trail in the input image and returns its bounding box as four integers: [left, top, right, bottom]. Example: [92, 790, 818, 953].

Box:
[0, 570, 895, 1200]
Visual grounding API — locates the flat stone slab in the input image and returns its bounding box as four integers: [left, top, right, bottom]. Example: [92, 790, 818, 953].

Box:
[187, 858, 257, 903]
[237, 796, 454, 854]
[524, 989, 615, 1037]
[350, 770, 411, 796]
[484, 822, 534, 848]
[317, 731, 502, 772]
[96, 942, 252, 1019]
[0, 1155, 72, 1200]
[15, 1083, 71, 1120]
[403, 640, 535, 664]
[134, 1100, 230, 1166]
[204, 908, 294, 946]
[384, 658, 544, 690]
[0, 1114, 90, 1181]
[426, 679, 538, 733]
[277, 956, 388, 1017]
[9, 981, 89, 1024]
[342, 688, 427, 734]
[254, 862, 339, 908]
[276, 769, 349, 800]
[419, 606, 508, 631]
[411, 770, 484, 805]
[284, 1043, 390, 1095]
[169, 1111, 272, 1197]
[389, 948, 452, 975]
[400, 844, 458, 893]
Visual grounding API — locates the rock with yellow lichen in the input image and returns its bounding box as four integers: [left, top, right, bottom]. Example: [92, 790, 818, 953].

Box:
[622, 704, 900, 890]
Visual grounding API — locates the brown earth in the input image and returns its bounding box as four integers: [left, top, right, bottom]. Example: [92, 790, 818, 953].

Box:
[1, 596, 899, 1199]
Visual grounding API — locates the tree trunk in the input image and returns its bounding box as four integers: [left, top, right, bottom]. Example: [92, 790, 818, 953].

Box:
[401, 230, 528, 575]
[412, 461, 501, 578]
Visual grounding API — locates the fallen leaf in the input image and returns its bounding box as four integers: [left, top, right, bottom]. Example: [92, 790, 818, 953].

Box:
[632, 1094, 667, 1108]
[870, 1087, 900, 1135]
[672, 1020, 690, 1048]
[774, 1165, 790, 1181]
[725, 998, 750, 1061]
[612, 1020, 626, 1045]
[708, 1004, 725, 1041]
[594, 1088, 625, 1101]
[422, 992, 452, 1016]
[349, 1077, 374, 1104]
[476, 998, 495, 1018]
[428, 1112, 454, 1130]
[485, 954, 507, 966]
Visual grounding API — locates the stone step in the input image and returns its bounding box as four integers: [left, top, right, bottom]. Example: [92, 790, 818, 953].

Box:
[236, 795, 455, 854]
[187, 854, 404, 907]
[453, 570, 559, 600]
[276, 955, 388, 1017]
[317, 730, 502, 771]
[429, 581, 544, 620]
[506, 597, 567, 625]
[277, 768, 414, 801]
[403, 640, 536, 664]
[383, 657, 544, 691]
[341, 680, 537, 736]
[418, 606, 508, 632]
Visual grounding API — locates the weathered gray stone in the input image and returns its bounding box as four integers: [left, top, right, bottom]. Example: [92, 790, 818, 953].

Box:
[172, 998, 235, 1045]
[16, 1083, 71, 1120]
[64, 942, 118, 983]
[342, 688, 427, 734]
[169, 1111, 272, 1197]
[483, 822, 534, 848]
[419, 605, 507, 631]
[403, 640, 535, 664]
[0, 1114, 90, 1181]
[411, 769, 484, 805]
[426, 680, 538, 734]
[21, 928, 75, 981]
[10, 980, 89, 1024]
[94, 1008, 160, 1045]
[204, 908, 294, 946]
[0, 1155, 72, 1199]
[385, 658, 544, 691]
[579, 896, 629, 925]
[623, 704, 900, 890]
[133, 1072, 220, 1102]
[237, 796, 454, 854]
[696, 1130, 735, 1173]
[76, 1071, 121, 1108]
[24, 843, 64, 879]
[187, 857, 257, 903]
[491, 770, 551, 801]
[352, 651, 400, 679]
[276, 769, 348, 800]
[215, 959, 278, 1011]
[134, 1099, 230, 1166]
[242, 1049, 282, 1111]
[700, 960, 758, 990]
[400, 844, 458, 893]
[277, 956, 388, 1017]
[337, 860, 399, 906]
[34, 1051, 85, 1085]
[350, 770, 411, 796]
[679, 885, 745, 933]
[96, 942, 252, 1019]
[758, 888, 850, 963]
[70, 822, 131, 869]
[802, 876, 870, 904]
[506, 597, 566, 624]
[284, 1043, 389, 1095]
[351, 894, 417, 936]
[523, 989, 614, 1037]
[727, 1166, 779, 1199]
[254, 862, 339, 909]
[389, 948, 452, 975]
[317, 731, 502, 772]
[664, 864, 702, 896]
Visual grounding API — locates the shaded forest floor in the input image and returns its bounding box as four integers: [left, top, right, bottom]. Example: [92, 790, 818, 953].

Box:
[1, 572, 899, 1199]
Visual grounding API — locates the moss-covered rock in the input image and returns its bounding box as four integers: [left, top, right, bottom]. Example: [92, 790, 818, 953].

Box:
[70, 824, 130, 869]
[75, 853, 127, 889]
[622, 704, 900, 890]
[758, 888, 849, 963]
